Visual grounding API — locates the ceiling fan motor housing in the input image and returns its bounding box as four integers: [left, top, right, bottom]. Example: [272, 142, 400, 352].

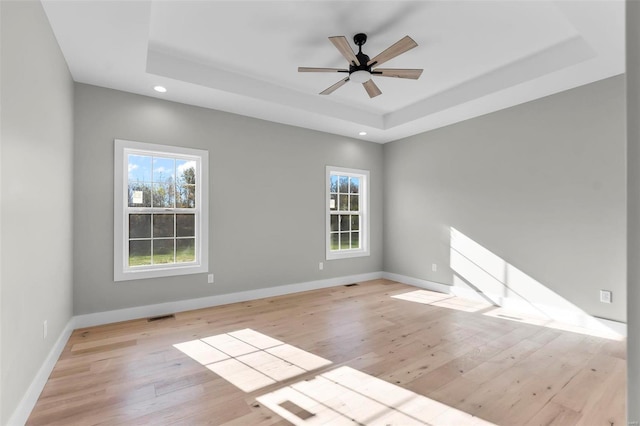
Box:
[349, 33, 374, 82]
[298, 32, 421, 97]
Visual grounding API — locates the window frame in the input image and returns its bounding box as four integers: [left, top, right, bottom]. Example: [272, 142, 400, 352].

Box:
[326, 166, 370, 260]
[114, 139, 209, 282]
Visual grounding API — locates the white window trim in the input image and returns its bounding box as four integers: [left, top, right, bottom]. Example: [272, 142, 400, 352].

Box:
[114, 139, 209, 282]
[326, 166, 370, 260]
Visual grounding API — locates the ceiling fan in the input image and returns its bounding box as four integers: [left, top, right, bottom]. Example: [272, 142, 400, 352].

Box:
[298, 33, 423, 98]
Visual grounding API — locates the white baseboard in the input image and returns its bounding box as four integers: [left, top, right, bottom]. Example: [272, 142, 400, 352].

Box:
[596, 316, 627, 336]
[384, 271, 627, 338]
[8, 319, 75, 426]
[10, 272, 383, 425]
[452, 284, 627, 337]
[382, 272, 453, 294]
[74, 271, 383, 329]
[10, 269, 626, 425]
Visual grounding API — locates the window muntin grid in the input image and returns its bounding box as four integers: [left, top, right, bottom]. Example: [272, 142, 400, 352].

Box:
[326, 166, 369, 260]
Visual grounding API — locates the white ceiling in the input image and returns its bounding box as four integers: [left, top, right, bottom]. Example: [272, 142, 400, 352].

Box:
[41, 1, 624, 143]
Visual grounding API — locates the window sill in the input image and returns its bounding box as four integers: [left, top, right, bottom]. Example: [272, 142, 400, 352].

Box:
[114, 263, 207, 282]
[326, 250, 370, 261]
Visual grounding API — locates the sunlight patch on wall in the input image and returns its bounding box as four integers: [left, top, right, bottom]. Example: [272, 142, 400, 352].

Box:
[449, 227, 623, 340]
[257, 366, 496, 425]
[173, 328, 332, 392]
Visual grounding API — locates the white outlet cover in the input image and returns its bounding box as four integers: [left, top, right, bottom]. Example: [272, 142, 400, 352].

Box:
[600, 290, 612, 303]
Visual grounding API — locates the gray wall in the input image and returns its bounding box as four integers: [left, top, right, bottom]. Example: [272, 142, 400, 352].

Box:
[627, 0, 640, 421]
[0, 2, 629, 420]
[73, 84, 383, 315]
[0, 1, 74, 423]
[384, 75, 626, 323]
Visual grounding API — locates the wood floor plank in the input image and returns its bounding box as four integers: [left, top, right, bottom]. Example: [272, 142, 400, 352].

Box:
[550, 354, 624, 412]
[26, 279, 626, 425]
[574, 358, 626, 426]
[524, 401, 582, 426]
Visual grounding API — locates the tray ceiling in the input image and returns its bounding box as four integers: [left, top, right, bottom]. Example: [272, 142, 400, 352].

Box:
[42, 1, 624, 143]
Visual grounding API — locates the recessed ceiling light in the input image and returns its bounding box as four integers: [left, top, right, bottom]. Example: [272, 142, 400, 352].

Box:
[153, 85, 167, 93]
[359, 131, 367, 136]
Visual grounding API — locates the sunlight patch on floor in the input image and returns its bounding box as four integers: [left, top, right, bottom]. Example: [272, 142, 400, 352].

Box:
[392, 289, 494, 313]
[482, 306, 549, 326]
[175, 329, 497, 423]
[392, 289, 623, 340]
[207, 358, 277, 391]
[257, 366, 496, 425]
[483, 306, 622, 339]
[173, 328, 332, 392]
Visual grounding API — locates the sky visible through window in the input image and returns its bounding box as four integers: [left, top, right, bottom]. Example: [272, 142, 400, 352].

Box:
[128, 154, 196, 183]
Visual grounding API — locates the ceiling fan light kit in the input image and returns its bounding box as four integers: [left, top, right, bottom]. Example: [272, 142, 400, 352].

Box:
[298, 32, 423, 98]
[350, 70, 371, 84]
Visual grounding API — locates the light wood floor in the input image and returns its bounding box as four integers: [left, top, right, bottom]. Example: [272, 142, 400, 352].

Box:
[27, 279, 626, 425]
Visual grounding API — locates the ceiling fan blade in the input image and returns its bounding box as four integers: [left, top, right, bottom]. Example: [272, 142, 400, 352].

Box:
[363, 80, 382, 98]
[329, 36, 361, 66]
[320, 77, 349, 95]
[367, 36, 418, 67]
[298, 67, 348, 73]
[374, 68, 423, 79]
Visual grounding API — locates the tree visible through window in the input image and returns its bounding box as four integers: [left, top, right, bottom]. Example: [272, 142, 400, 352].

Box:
[127, 154, 197, 266]
[114, 140, 208, 281]
[326, 166, 369, 260]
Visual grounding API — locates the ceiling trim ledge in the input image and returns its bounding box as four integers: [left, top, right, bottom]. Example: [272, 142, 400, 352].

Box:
[146, 46, 384, 129]
[384, 34, 596, 129]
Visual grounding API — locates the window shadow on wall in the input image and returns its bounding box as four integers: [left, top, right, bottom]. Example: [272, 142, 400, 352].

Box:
[448, 227, 623, 340]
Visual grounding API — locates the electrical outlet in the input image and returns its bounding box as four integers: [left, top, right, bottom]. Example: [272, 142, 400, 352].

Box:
[600, 290, 612, 304]
[432, 263, 437, 272]
[208, 273, 214, 284]
[319, 262, 324, 271]
[43, 320, 48, 339]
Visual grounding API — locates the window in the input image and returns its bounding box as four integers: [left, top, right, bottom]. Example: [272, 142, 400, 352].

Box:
[114, 139, 208, 281]
[326, 166, 369, 260]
